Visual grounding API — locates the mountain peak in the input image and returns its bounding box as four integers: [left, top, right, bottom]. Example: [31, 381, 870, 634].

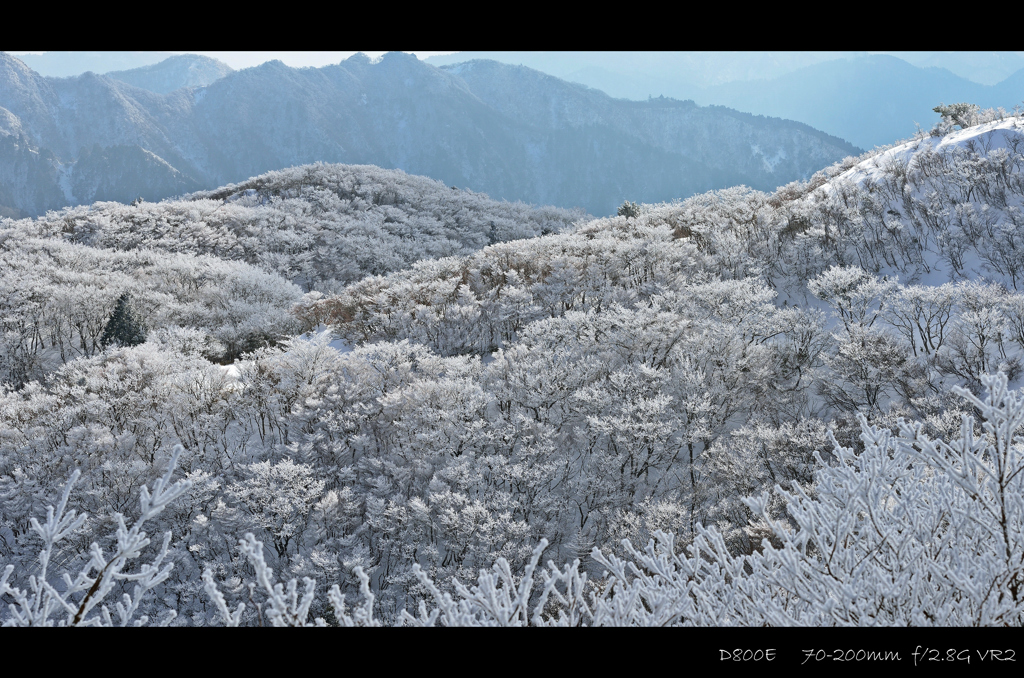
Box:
[379, 51, 417, 62]
[104, 54, 233, 94]
[345, 52, 372, 65]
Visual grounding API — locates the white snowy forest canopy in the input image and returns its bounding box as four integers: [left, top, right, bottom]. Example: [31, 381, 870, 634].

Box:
[3, 106, 1024, 626]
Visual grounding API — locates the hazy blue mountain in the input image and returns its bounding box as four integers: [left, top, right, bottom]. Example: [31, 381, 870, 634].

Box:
[425, 51, 870, 99]
[426, 51, 1024, 92]
[0, 128, 63, 218]
[430, 52, 1024, 150]
[104, 54, 234, 94]
[443, 60, 859, 214]
[877, 51, 1024, 86]
[0, 51, 860, 217]
[697, 55, 993, 150]
[696, 55, 1024, 150]
[70, 143, 202, 203]
[14, 51, 177, 78]
[0, 53, 195, 164]
[0, 53, 205, 214]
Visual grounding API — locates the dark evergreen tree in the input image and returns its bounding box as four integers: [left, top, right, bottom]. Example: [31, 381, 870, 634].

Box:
[100, 292, 147, 348]
[933, 102, 980, 130]
[617, 200, 641, 219]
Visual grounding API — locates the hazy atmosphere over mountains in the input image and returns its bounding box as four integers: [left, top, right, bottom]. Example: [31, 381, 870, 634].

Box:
[427, 52, 1024, 150]
[3, 51, 1021, 220]
[1, 51, 859, 217]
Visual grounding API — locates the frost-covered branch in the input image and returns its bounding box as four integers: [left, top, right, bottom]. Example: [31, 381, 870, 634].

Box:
[1, 446, 190, 627]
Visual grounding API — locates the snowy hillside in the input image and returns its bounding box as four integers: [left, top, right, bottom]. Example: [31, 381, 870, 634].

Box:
[791, 112, 1024, 289]
[5, 163, 584, 294]
[3, 108, 1024, 627]
[0, 163, 583, 387]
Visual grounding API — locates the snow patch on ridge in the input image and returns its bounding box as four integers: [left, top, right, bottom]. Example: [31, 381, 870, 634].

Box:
[820, 118, 1024, 195]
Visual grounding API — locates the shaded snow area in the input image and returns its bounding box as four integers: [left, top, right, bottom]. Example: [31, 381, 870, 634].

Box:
[300, 325, 353, 354]
[216, 326, 351, 382]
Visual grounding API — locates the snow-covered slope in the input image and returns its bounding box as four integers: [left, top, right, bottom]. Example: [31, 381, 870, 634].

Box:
[823, 117, 1024, 191]
[6, 163, 586, 294]
[796, 115, 1024, 290]
[5, 108, 1024, 628]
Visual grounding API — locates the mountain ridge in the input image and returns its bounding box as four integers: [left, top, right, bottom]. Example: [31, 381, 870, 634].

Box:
[0, 51, 860, 217]
[104, 54, 234, 94]
[431, 52, 1024, 150]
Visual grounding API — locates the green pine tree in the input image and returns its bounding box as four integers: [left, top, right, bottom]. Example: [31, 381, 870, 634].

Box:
[100, 292, 147, 348]
[933, 102, 980, 130]
[617, 200, 641, 219]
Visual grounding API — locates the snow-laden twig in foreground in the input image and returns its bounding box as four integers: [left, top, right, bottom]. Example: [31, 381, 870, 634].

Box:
[1, 445, 190, 627]
[204, 533, 379, 626]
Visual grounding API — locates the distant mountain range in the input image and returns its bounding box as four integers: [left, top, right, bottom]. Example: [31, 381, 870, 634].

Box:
[13, 51, 1024, 153]
[885, 51, 1024, 86]
[104, 55, 234, 94]
[700, 55, 1024, 150]
[21, 50, 1024, 89]
[0, 51, 859, 218]
[15, 51, 179, 78]
[428, 52, 1024, 150]
[424, 52, 871, 94]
